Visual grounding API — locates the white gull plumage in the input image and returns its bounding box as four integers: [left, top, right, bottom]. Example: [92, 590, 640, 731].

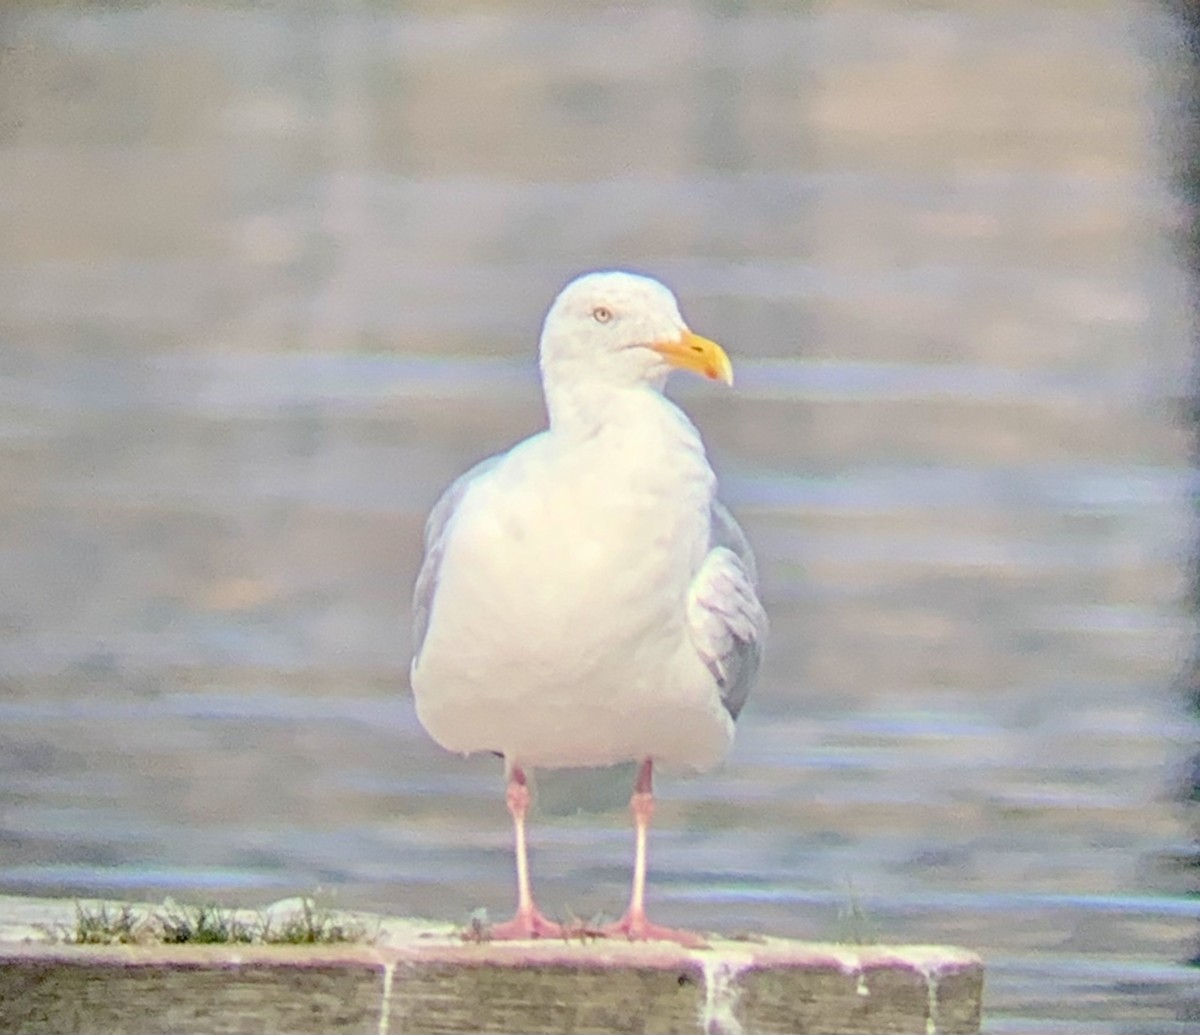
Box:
[410, 270, 767, 944]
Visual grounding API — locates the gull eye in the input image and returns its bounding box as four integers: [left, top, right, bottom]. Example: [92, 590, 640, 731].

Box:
[592, 305, 614, 324]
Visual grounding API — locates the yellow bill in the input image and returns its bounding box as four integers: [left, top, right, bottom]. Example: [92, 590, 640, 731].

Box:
[651, 329, 734, 385]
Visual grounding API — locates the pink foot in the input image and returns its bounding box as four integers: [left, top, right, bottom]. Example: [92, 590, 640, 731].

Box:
[484, 908, 567, 941]
[600, 913, 710, 949]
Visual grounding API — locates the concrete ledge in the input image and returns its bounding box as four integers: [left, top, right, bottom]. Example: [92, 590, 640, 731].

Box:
[0, 899, 983, 1034]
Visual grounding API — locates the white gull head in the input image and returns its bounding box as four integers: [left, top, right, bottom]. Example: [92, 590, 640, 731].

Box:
[537, 271, 731, 397]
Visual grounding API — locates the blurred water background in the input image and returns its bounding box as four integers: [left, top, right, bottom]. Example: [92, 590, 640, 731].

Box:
[1, 1, 1199, 1031]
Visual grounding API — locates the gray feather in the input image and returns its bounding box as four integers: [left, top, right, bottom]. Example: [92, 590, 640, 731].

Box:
[711, 499, 758, 582]
[688, 501, 767, 720]
[411, 455, 501, 666]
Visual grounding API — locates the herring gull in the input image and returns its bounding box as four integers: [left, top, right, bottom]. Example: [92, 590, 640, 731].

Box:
[411, 270, 767, 945]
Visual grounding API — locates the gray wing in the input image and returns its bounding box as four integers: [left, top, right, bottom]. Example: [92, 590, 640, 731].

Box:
[411, 455, 501, 667]
[686, 500, 768, 720]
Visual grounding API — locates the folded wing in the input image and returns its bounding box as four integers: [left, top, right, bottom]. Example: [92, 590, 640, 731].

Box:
[411, 456, 501, 668]
[686, 501, 768, 720]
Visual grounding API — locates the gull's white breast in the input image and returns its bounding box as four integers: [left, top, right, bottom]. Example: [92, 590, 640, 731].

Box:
[412, 397, 734, 771]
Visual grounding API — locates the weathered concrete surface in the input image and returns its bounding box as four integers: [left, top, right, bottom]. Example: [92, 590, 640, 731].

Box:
[0, 897, 982, 1034]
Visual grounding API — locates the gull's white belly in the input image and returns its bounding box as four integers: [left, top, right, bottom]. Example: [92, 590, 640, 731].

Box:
[411, 442, 733, 771]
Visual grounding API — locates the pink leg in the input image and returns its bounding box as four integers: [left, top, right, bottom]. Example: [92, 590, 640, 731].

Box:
[601, 759, 708, 948]
[486, 765, 566, 941]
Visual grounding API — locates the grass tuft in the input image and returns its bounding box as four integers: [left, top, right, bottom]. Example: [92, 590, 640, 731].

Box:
[71, 902, 147, 945]
[834, 880, 879, 946]
[261, 898, 364, 945]
[65, 897, 369, 946]
[160, 903, 258, 945]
